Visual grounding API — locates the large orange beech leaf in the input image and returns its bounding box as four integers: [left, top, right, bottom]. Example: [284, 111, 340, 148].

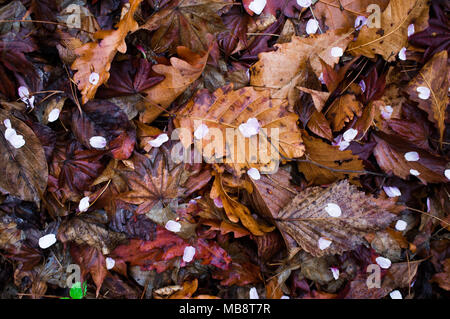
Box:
[140, 46, 210, 124]
[250, 31, 353, 103]
[373, 133, 449, 184]
[347, 0, 429, 61]
[406, 50, 449, 144]
[71, 0, 142, 104]
[275, 180, 402, 257]
[175, 84, 305, 175]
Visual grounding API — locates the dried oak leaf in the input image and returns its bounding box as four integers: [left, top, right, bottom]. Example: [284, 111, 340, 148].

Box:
[58, 215, 126, 255]
[141, 0, 232, 54]
[118, 144, 211, 215]
[250, 31, 353, 102]
[175, 84, 305, 175]
[298, 131, 364, 185]
[347, 0, 429, 61]
[69, 244, 107, 297]
[373, 132, 449, 184]
[140, 46, 209, 123]
[71, 0, 142, 104]
[326, 94, 363, 131]
[0, 109, 48, 203]
[275, 180, 401, 257]
[406, 50, 448, 144]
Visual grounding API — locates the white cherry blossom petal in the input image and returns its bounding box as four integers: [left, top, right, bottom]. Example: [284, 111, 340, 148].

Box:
[343, 128, 358, 142]
[48, 108, 61, 122]
[381, 105, 393, 120]
[354, 16, 367, 30]
[3, 119, 11, 129]
[318, 237, 332, 250]
[165, 220, 181, 232]
[395, 220, 407, 231]
[38, 234, 57, 249]
[248, 0, 266, 15]
[249, 287, 259, 299]
[296, 0, 312, 7]
[407, 24, 415, 37]
[149, 133, 169, 147]
[306, 19, 319, 35]
[183, 246, 196, 262]
[390, 290, 402, 299]
[325, 203, 341, 217]
[410, 169, 420, 176]
[375, 256, 391, 269]
[78, 196, 90, 212]
[89, 72, 100, 85]
[89, 136, 107, 149]
[416, 86, 430, 100]
[330, 267, 339, 280]
[194, 124, 209, 139]
[383, 186, 401, 198]
[404, 151, 419, 162]
[399, 47, 407, 61]
[106, 257, 116, 270]
[445, 169, 450, 180]
[247, 167, 261, 180]
[331, 47, 344, 58]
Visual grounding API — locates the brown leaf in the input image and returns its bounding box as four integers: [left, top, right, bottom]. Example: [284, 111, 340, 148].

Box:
[326, 94, 363, 131]
[141, 0, 232, 54]
[210, 173, 274, 236]
[431, 258, 450, 291]
[58, 215, 126, 255]
[0, 109, 48, 203]
[298, 131, 364, 185]
[373, 133, 448, 184]
[140, 46, 209, 123]
[175, 85, 305, 175]
[118, 144, 211, 216]
[347, 0, 429, 61]
[406, 50, 448, 144]
[250, 31, 353, 102]
[275, 180, 400, 257]
[71, 0, 142, 104]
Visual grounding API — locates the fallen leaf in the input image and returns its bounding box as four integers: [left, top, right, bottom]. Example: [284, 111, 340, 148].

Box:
[326, 94, 363, 131]
[406, 50, 448, 144]
[347, 0, 429, 61]
[275, 180, 400, 257]
[0, 109, 48, 203]
[71, 0, 143, 104]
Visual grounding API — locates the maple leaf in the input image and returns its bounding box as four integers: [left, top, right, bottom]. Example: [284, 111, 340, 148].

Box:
[96, 57, 165, 98]
[118, 144, 211, 215]
[372, 133, 449, 184]
[175, 84, 305, 175]
[0, 109, 48, 203]
[140, 0, 233, 54]
[298, 131, 364, 185]
[250, 31, 353, 103]
[140, 46, 210, 123]
[406, 50, 448, 145]
[49, 139, 105, 201]
[71, 0, 143, 104]
[347, 0, 429, 61]
[274, 180, 401, 257]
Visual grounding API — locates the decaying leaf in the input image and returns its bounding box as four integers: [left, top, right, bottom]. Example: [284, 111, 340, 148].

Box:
[0, 109, 48, 203]
[406, 50, 449, 144]
[275, 180, 401, 257]
[326, 94, 363, 131]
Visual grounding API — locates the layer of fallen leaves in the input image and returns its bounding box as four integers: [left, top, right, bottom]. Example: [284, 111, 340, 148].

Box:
[0, 0, 448, 300]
